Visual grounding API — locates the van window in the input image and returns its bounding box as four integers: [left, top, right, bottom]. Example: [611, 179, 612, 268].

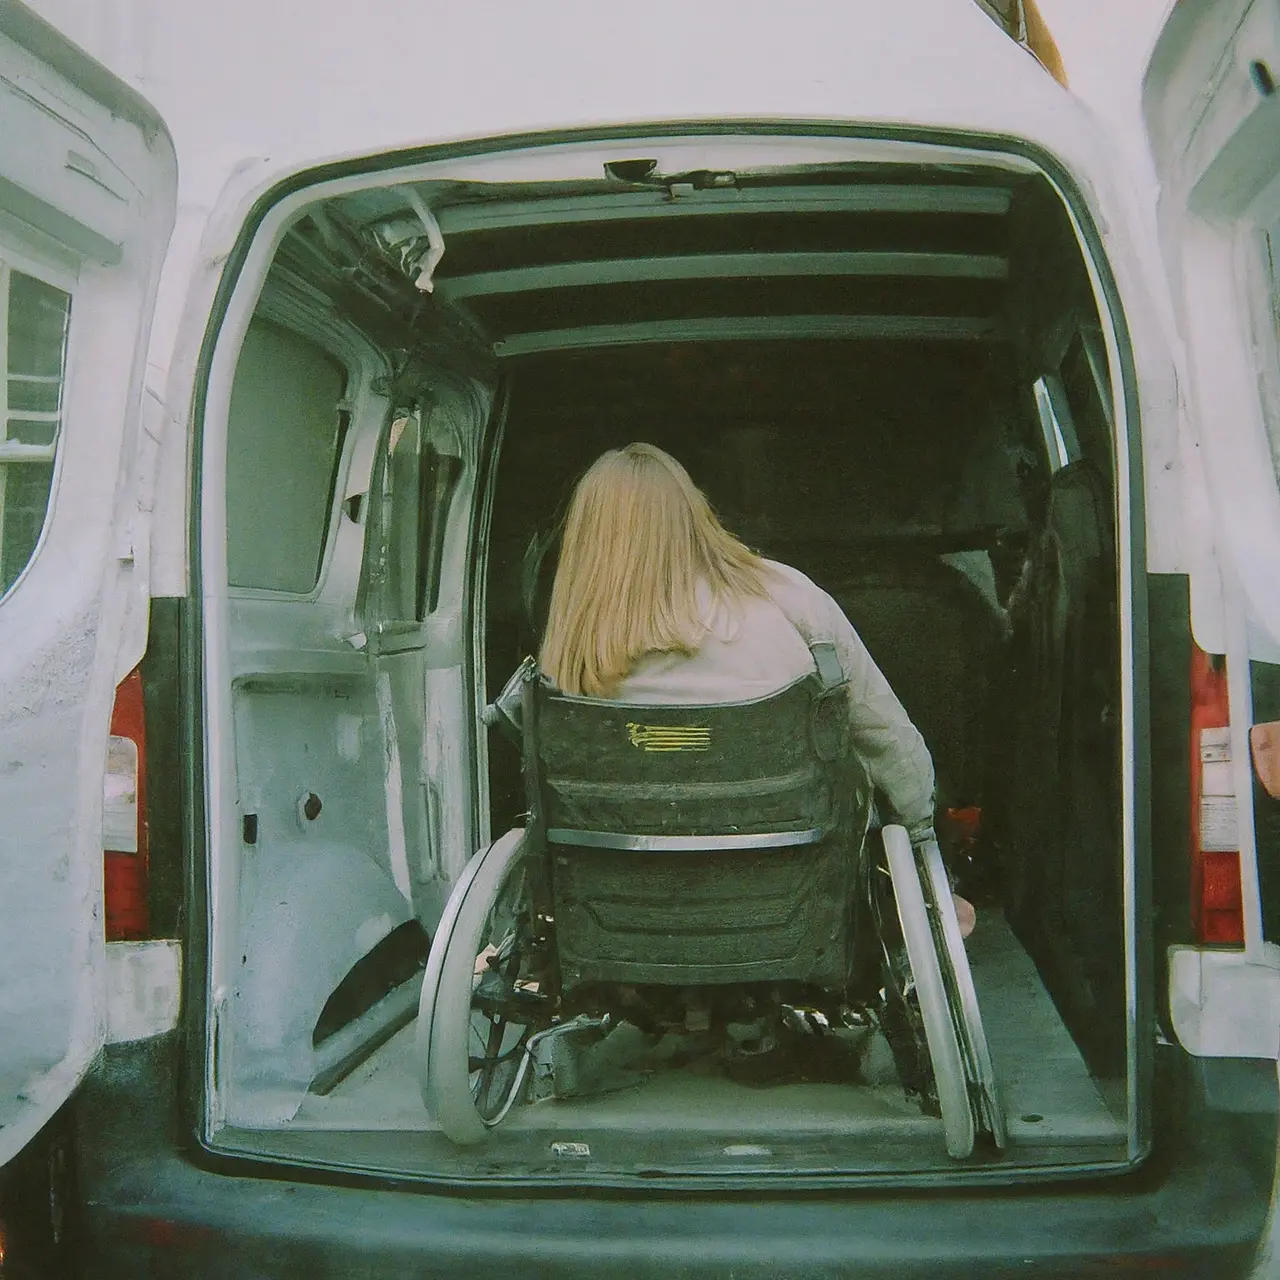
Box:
[226, 318, 348, 593]
[0, 261, 71, 597]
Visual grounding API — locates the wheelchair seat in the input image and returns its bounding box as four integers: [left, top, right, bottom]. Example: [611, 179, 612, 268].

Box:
[418, 651, 1005, 1158]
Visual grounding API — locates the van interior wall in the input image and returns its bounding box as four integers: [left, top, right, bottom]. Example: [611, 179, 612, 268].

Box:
[219, 314, 495, 1125]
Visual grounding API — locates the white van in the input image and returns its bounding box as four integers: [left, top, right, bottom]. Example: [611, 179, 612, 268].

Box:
[3, 0, 1280, 1272]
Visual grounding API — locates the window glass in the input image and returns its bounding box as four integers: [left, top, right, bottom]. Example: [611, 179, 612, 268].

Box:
[1, 265, 71, 597]
[225, 319, 348, 593]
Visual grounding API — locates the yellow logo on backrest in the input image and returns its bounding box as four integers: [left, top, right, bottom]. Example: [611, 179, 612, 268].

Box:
[626, 722, 712, 752]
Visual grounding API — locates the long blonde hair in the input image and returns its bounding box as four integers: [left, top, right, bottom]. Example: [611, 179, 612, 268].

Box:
[540, 443, 771, 697]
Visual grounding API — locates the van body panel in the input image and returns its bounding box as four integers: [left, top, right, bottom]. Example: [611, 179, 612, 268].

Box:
[31, 0, 1130, 180]
[0, 0, 175, 1168]
[1144, 0, 1280, 1054]
[1143, 0, 1280, 646]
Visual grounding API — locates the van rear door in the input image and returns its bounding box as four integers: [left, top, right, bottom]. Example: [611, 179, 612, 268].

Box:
[0, 1, 175, 1165]
[1143, 0, 1280, 1056]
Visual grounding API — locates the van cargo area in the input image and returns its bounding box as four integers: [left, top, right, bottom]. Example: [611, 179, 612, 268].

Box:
[202, 143, 1132, 1185]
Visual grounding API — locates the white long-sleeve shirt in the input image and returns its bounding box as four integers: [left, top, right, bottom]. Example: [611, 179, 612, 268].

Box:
[615, 560, 937, 837]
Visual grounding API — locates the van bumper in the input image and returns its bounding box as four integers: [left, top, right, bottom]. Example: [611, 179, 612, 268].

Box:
[75, 1038, 1277, 1279]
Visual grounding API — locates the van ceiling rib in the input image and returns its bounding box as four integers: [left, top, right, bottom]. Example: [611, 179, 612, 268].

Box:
[435, 251, 1008, 302]
[493, 314, 1002, 357]
[435, 184, 1014, 234]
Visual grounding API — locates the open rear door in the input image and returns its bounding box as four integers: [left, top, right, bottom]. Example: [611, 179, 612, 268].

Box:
[1143, 0, 1280, 1055]
[0, 1, 175, 1164]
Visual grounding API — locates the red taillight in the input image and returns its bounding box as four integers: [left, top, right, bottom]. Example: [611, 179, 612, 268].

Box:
[1189, 647, 1244, 946]
[103, 667, 149, 940]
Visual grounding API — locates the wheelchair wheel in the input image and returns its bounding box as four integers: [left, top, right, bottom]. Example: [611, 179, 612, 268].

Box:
[880, 824, 975, 1159]
[418, 829, 544, 1145]
[915, 835, 1007, 1150]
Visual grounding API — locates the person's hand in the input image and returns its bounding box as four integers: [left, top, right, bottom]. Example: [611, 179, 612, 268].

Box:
[952, 894, 977, 940]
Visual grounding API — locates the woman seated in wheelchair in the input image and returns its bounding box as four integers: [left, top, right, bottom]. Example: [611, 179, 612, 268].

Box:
[423, 441, 985, 1144]
[538, 440, 972, 932]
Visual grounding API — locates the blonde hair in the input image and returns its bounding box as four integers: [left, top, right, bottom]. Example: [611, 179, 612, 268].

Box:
[540, 443, 771, 697]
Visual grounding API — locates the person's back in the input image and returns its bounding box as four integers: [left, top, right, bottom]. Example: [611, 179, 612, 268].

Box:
[617, 578, 812, 704]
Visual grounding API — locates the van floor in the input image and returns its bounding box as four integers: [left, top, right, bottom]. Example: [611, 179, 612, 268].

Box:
[288, 912, 1123, 1154]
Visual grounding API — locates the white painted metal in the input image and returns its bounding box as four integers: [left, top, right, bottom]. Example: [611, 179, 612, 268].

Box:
[0, 3, 175, 1169]
[8, 0, 1180, 595]
[1143, 0, 1280, 645]
[1144, 0, 1280, 1048]
[104, 940, 181, 1045]
[1169, 944, 1280, 1059]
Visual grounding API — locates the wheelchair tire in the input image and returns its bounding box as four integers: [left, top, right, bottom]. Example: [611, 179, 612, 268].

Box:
[418, 828, 535, 1145]
[881, 824, 976, 1159]
[915, 836, 1007, 1150]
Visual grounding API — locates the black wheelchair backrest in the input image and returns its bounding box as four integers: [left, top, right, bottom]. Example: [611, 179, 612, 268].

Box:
[512, 645, 868, 991]
[525, 644, 853, 847]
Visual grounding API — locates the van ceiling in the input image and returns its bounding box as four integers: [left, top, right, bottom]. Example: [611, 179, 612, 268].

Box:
[276, 168, 1026, 362]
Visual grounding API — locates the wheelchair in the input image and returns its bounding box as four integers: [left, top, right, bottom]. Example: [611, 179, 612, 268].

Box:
[418, 647, 1005, 1158]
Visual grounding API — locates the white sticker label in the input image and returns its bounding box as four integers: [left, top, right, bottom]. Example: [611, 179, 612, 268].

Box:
[550, 1141, 590, 1157]
[1199, 794, 1238, 853]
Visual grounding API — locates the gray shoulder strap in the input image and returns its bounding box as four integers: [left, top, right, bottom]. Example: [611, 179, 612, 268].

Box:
[809, 641, 846, 692]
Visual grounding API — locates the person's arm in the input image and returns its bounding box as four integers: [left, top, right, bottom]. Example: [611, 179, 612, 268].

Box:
[765, 563, 936, 838]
